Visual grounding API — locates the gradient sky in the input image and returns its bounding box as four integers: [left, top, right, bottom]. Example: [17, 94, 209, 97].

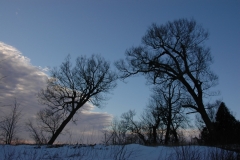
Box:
[0, 1, 240, 142]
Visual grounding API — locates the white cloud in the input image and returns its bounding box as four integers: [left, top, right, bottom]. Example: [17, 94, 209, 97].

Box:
[0, 42, 112, 143]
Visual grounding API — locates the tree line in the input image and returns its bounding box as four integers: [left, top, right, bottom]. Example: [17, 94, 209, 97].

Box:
[0, 18, 239, 146]
[103, 101, 240, 146]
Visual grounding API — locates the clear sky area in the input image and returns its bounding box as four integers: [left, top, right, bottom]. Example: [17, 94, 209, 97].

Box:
[0, 1, 239, 142]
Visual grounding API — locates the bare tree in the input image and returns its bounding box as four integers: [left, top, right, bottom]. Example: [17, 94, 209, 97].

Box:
[115, 18, 218, 137]
[26, 120, 48, 144]
[0, 99, 21, 144]
[141, 97, 164, 145]
[103, 117, 127, 145]
[156, 82, 189, 144]
[141, 81, 189, 145]
[120, 110, 148, 145]
[26, 108, 63, 144]
[37, 109, 63, 137]
[38, 55, 117, 144]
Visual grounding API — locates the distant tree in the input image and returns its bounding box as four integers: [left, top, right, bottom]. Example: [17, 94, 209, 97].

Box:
[0, 99, 21, 144]
[38, 55, 117, 144]
[115, 18, 218, 137]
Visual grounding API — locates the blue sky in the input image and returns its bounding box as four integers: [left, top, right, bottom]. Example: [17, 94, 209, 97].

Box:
[0, 1, 240, 141]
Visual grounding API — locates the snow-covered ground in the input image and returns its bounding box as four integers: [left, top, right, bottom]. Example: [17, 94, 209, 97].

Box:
[0, 144, 238, 160]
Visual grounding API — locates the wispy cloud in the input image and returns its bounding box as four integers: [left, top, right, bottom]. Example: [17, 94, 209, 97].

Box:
[0, 42, 112, 143]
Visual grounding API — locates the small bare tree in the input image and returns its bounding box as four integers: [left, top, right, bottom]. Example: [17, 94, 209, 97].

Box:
[103, 117, 127, 145]
[141, 81, 190, 145]
[155, 82, 189, 144]
[37, 109, 63, 138]
[141, 98, 164, 145]
[0, 99, 22, 144]
[26, 108, 63, 144]
[38, 55, 117, 144]
[26, 120, 48, 144]
[120, 110, 148, 145]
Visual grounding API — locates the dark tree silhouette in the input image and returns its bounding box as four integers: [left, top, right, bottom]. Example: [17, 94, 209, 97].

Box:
[200, 102, 240, 145]
[38, 55, 117, 144]
[115, 18, 218, 137]
[215, 102, 240, 144]
[142, 81, 189, 145]
[26, 120, 48, 144]
[195, 100, 221, 137]
[141, 98, 163, 145]
[26, 108, 63, 144]
[216, 102, 236, 125]
[120, 110, 148, 145]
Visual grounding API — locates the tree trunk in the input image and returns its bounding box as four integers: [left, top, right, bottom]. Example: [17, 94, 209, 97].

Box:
[180, 77, 214, 140]
[137, 133, 147, 145]
[47, 110, 77, 145]
[152, 126, 157, 144]
[164, 115, 172, 145]
[198, 104, 215, 142]
[172, 129, 179, 143]
[165, 99, 172, 145]
[165, 122, 171, 145]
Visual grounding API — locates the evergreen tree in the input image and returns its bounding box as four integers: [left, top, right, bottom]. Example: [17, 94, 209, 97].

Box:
[200, 102, 240, 145]
[215, 102, 239, 145]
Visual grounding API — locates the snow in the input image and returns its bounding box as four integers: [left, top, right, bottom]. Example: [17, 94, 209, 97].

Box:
[0, 144, 238, 160]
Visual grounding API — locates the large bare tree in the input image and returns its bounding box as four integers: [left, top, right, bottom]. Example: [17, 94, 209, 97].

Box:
[115, 19, 218, 137]
[38, 55, 117, 144]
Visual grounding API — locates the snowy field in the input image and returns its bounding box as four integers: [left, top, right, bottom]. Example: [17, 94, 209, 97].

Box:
[0, 144, 239, 160]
